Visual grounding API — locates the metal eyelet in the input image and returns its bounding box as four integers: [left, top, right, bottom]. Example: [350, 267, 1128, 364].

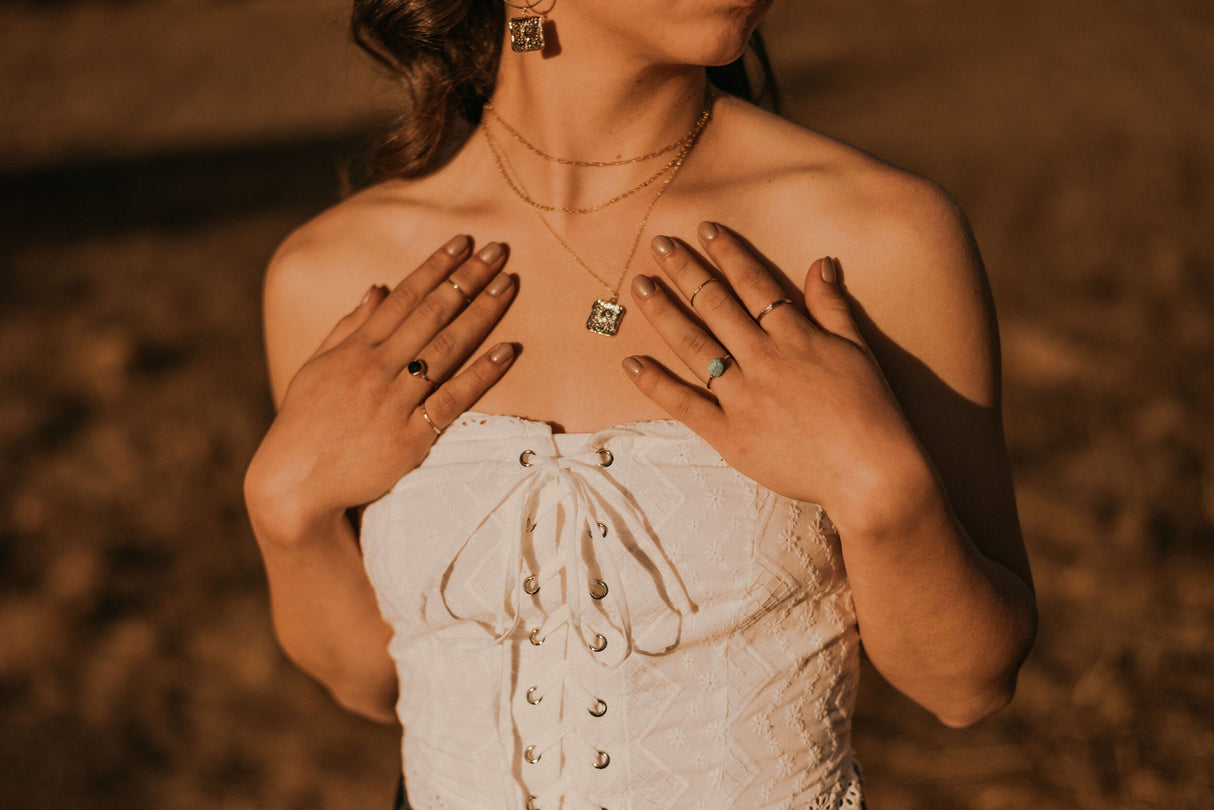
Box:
[593, 750, 611, 769]
[523, 575, 540, 595]
[596, 448, 613, 467]
[596, 522, 608, 537]
[525, 745, 542, 764]
[526, 796, 540, 810]
[519, 449, 536, 467]
[588, 697, 607, 717]
[529, 628, 545, 646]
[589, 633, 607, 653]
[526, 516, 537, 533]
[589, 579, 608, 600]
[526, 686, 543, 705]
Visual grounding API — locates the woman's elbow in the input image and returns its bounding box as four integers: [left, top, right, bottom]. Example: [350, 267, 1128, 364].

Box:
[936, 599, 1037, 727]
[932, 674, 1019, 728]
[330, 677, 399, 725]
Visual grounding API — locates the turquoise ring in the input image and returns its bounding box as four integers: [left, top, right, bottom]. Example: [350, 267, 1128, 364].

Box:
[705, 355, 732, 390]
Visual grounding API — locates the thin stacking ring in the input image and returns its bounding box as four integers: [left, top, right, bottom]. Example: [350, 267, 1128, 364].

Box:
[407, 359, 435, 387]
[688, 277, 723, 309]
[755, 297, 793, 325]
[705, 355, 732, 390]
[446, 278, 472, 305]
[421, 402, 443, 436]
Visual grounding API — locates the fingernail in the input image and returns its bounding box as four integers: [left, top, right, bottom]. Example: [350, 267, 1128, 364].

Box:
[622, 356, 643, 378]
[651, 235, 675, 257]
[477, 242, 504, 264]
[821, 256, 837, 284]
[698, 221, 719, 241]
[360, 285, 376, 305]
[490, 342, 515, 364]
[443, 234, 472, 257]
[487, 272, 514, 296]
[631, 275, 655, 298]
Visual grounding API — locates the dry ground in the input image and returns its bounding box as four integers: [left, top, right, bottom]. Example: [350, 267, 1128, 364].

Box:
[1, 1, 1211, 808]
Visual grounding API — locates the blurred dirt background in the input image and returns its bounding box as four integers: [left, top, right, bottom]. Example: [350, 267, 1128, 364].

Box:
[1, 0, 1211, 808]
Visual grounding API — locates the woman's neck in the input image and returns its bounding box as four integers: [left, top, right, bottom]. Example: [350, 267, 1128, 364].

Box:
[485, 22, 710, 211]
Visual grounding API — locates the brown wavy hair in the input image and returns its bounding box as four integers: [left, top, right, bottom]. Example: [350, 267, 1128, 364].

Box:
[349, 0, 779, 186]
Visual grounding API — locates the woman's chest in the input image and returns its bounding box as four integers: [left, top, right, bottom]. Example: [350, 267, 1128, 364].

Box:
[457, 207, 817, 431]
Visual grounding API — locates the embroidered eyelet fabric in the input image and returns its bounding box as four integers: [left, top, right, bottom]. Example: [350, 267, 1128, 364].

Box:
[361, 413, 865, 810]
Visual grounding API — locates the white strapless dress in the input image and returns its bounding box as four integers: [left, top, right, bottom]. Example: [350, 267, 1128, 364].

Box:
[361, 413, 865, 810]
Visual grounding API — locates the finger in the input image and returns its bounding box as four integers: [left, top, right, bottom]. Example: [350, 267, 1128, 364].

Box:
[628, 274, 740, 391]
[315, 284, 388, 355]
[389, 267, 516, 392]
[621, 355, 725, 437]
[803, 257, 868, 347]
[414, 342, 518, 433]
[696, 221, 799, 331]
[649, 235, 763, 356]
[360, 234, 474, 343]
[380, 242, 509, 369]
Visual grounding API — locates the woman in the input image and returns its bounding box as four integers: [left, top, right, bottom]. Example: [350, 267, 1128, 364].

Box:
[243, 1, 1037, 807]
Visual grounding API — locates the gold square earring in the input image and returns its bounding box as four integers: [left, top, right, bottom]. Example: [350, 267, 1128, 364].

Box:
[505, 1, 546, 53]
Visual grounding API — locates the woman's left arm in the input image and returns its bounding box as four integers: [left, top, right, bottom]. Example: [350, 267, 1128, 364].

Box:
[624, 213, 1036, 728]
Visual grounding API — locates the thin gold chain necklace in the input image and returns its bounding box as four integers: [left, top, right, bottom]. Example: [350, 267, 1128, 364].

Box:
[481, 97, 713, 336]
[483, 102, 703, 167]
[480, 95, 713, 215]
[482, 123, 691, 215]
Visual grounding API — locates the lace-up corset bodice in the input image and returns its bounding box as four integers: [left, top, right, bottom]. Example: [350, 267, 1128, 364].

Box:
[361, 413, 865, 810]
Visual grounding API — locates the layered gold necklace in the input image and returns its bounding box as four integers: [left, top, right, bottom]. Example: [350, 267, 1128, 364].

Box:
[482, 93, 713, 335]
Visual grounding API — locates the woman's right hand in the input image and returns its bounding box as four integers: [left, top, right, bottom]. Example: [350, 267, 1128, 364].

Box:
[244, 235, 517, 542]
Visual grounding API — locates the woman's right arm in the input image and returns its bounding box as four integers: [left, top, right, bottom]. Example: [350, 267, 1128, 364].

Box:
[243, 234, 516, 722]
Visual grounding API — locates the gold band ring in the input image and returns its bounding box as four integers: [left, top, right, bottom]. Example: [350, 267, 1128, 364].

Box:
[407, 358, 435, 387]
[446, 278, 472, 305]
[688, 277, 723, 308]
[421, 402, 443, 436]
[755, 298, 793, 325]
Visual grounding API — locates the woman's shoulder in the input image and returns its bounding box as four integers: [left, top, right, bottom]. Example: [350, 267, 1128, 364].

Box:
[260, 178, 459, 400]
[271, 178, 450, 279]
[712, 95, 995, 403]
[711, 95, 971, 258]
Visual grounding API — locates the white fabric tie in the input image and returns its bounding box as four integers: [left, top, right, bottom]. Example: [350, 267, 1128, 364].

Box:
[418, 440, 694, 808]
[419, 443, 693, 663]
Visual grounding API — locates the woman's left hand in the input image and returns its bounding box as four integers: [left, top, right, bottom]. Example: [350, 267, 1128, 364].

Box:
[624, 221, 935, 532]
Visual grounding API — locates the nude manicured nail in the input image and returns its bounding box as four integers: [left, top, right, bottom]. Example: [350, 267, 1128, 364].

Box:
[651, 235, 675, 257]
[490, 342, 515, 364]
[487, 272, 514, 296]
[821, 256, 837, 284]
[477, 242, 504, 264]
[622, 356, 644, 378]
[698, 221, 720, 241]
[632, 275, 655, 298]
[443, 234, 472, 257]
[360, 285, 376, 305]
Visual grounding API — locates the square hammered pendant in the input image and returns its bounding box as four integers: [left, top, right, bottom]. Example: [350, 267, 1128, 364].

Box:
[508, 15, 545, 53]
[586, 299, 625, 336]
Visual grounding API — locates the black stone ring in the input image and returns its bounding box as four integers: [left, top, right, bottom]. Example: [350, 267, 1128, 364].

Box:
[407, 359, 435, 387]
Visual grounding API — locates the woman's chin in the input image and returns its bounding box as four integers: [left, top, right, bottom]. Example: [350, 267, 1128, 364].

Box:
[696, 39, 757, 69]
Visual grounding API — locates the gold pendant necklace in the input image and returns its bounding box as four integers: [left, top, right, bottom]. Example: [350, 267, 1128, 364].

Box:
[537, 145, 691, 336]
[481, 96, 712, 336]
